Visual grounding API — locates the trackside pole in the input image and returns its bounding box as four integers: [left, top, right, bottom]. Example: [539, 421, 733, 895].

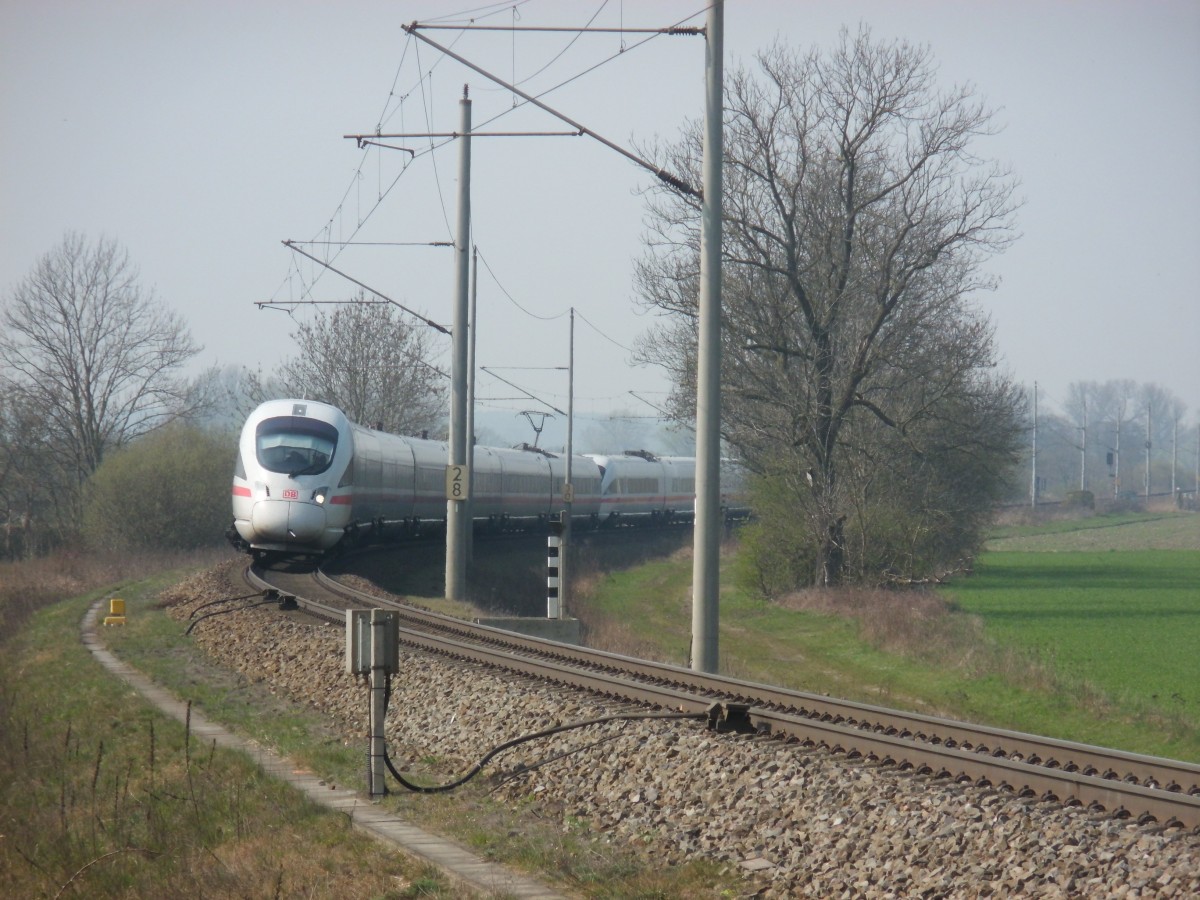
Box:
[446, 86, 472, 603]
[691, 0, 724, 673]
[560, 308, 575, 619]
[547, 523, 562, 618]
[370, 610, 388, 796]
[347, 609, 399, 798]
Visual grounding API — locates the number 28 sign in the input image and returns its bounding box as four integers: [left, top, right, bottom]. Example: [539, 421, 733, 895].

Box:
[445, 464, 469, 501]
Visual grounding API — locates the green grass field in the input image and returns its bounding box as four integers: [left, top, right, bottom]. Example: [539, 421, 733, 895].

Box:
[0, 554, 739, 899]
[0, 567, 460, 899]
[945, 552, 1199, 713]
[4, 512, 1193, 895]
[942, 513, 1200, 756]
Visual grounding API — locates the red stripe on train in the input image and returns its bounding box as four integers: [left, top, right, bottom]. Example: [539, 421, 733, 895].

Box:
[232, 485, 251, 497]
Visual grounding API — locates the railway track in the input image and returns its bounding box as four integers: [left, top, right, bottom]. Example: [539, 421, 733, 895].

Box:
[247, 561, 1200, 832]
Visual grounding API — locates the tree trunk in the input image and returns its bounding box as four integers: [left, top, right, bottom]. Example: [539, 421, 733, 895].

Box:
[815, 514, 846, 587]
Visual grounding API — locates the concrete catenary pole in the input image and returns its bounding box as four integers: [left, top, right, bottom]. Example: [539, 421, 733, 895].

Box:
[1171, 414, 1178, 497]
[691, 0, 724, 674]
[559, 307, 575, 619]
[466, 244, 478, 564]
[446, 87, 471, 602]
[1080, 400, 1087, 492]
[1031, 382, 1038, 507]
[1145, 403, 1152, 500]
[1114, 413, 1122, 497]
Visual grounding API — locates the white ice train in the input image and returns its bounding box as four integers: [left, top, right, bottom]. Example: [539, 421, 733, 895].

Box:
[228, 399, 746, 557]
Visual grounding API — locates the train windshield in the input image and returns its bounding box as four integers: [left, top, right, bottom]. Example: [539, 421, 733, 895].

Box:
[256, 416, 338, 476]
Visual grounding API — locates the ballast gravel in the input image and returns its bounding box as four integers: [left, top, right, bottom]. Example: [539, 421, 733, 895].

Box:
[161, 565, 1200, 898]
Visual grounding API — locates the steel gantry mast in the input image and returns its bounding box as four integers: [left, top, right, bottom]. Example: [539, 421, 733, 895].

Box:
[401, 10, 724, 661]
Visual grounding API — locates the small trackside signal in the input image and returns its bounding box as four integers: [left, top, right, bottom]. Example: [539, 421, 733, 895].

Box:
[103, 597, 126, 626]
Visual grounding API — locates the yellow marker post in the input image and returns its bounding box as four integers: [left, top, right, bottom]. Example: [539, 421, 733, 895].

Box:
[103, 597, 126, 627]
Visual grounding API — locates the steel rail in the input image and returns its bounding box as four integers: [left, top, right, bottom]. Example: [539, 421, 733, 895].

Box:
[314, 569, 1200, 799]
[248, 564, 1200, 831]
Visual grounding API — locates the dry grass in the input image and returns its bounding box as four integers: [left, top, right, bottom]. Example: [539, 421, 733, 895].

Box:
[775, 584, 1113, 711]
[777, 586, 980, 659]
[0, 548, 235, 644]
[0, 550, 471, 899]
[993, 495, 1181, 529]
[569, 542, 696, 661]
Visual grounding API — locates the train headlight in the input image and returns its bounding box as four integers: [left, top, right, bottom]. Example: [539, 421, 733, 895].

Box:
[312, 486, 329, 505]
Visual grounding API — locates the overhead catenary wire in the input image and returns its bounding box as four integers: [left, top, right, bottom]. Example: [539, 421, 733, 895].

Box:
[575, 309, 633, 353]
[296, 2, 697, 293]
[474, 247, 565, 321]
[275, 240, 452, 336]
[261, 2, 709, 433]
[402, 22, 701, 197]
[412, 39, 456, 241]
[288, 241, 454, 248]
[263, 26, 473, 306]
[480, 366, 566, 416]
[471, 249, 639, 369]
[267, 2, 702, 310]
[420, 0, 534, 27]
[417, 24, 702, 35]
[503, 0, 610, 94]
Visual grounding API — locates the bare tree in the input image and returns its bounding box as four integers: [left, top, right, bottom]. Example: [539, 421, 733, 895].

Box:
[276, 296, 447, 436]
[579, 408, 653, 455]
[1064, 380, 1188, 498]
[635, 29, 1024, 586]
[191, 363, 288, 432]
[0, 233, 203, 532]
[0, 385, 63, 556]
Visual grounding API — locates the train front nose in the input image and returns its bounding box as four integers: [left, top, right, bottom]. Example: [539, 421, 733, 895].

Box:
[250, 500, 326, 543]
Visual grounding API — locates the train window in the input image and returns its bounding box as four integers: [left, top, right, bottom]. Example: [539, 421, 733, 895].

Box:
[475, 471, 502, 493]
[503, 472, 547, 494]
[614, 477, 659, 495]
[359, 455, 381, 488]
[256, 416, 338, 476]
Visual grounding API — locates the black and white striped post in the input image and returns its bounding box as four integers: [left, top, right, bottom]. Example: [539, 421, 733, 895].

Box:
[547, 515, 563, 618]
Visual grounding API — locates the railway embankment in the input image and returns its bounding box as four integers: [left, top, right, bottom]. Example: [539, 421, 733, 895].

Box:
[159, 560, 1200, 899]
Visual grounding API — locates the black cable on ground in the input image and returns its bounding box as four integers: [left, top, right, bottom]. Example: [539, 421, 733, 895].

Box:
[185, 595, 292, 635]
[383, 709, 707, 794]
[186, 592, 265, 618]
[487, 732, 623, 795]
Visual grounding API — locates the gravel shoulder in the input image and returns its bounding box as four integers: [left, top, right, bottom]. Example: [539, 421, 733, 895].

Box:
[158, 561, 1200, 899]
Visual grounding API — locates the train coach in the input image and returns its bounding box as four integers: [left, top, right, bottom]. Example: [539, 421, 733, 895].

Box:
[228, 399, 744, 558]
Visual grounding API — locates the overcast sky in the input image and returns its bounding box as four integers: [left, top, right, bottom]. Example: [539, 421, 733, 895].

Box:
[3, 0, 1198, 447]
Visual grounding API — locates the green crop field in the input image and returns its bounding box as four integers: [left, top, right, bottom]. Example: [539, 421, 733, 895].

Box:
[574, 512, 1200, 762]
[942, 512, 1200, 757]
[947, 549, 1200, 709]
